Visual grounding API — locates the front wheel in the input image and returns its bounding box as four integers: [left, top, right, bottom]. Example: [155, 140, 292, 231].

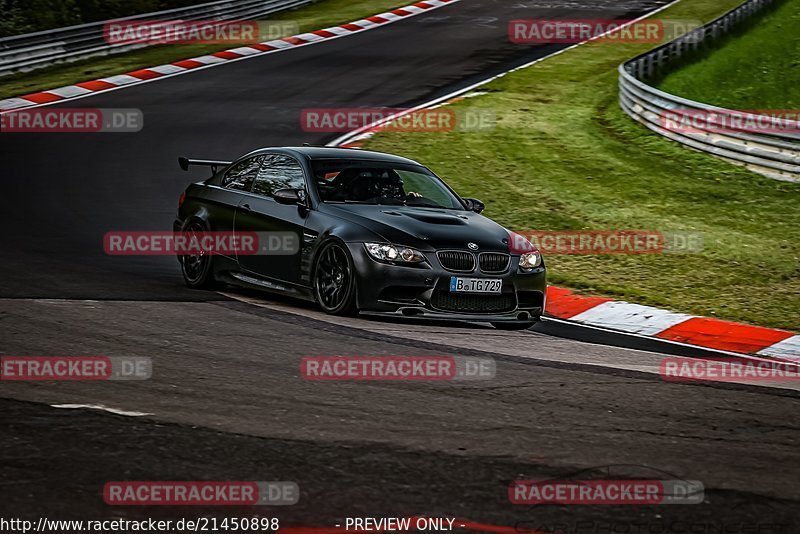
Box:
[313, 241, 357, 315]
[492, 321, 536, 331]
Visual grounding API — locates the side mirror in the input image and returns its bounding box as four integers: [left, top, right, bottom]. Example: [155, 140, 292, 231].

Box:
[463, 198, 485, 214]
[274, 188, 306, 205]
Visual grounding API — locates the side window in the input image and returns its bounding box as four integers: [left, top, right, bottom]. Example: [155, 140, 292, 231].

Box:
[222, 156, 265, 191]
[252, 155, 306, 198]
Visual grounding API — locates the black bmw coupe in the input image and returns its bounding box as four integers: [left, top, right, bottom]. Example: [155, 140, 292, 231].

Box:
[175, 147, 546, 329]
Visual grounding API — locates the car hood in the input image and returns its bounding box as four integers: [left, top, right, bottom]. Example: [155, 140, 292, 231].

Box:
[322, 203, 512, 252]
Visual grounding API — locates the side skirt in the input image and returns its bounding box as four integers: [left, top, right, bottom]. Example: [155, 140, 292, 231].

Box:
[218, 271, 315, 302]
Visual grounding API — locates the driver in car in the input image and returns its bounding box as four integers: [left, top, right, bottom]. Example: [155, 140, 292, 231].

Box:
[346, 169, 422, 201]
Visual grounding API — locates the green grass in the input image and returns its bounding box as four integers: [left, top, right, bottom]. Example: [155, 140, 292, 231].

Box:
[657, 0, 800, 109]
[363, 0, 800, 331]
[0, 0, 410, 100]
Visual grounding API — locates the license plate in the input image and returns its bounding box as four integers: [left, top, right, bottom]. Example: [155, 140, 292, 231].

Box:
[450, 277, 502, 294]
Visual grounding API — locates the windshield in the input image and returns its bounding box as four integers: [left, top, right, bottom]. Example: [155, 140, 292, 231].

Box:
[311, 159, 464, 210]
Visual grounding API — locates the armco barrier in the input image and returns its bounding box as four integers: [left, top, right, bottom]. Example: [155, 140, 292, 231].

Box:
[0, 0, 313, 77]
[618, 0, 800, 182]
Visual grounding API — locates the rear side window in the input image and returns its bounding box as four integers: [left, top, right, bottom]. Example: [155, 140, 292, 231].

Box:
[222, 156, 265, 191]
[252, 155, 306, 198]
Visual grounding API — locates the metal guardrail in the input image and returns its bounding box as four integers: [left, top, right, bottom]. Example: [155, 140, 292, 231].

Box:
[0, 0, 313, 77]
[618, 0, 800, 182]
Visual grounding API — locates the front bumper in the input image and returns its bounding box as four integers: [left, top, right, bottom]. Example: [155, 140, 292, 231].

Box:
[346, 242, 546, 323]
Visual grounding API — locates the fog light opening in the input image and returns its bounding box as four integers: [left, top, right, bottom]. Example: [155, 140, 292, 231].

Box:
[517, 312, 529, 320]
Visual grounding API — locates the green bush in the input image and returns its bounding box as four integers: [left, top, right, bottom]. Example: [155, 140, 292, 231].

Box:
[0, 0, 211, 37]
[0, 0, 80, 36]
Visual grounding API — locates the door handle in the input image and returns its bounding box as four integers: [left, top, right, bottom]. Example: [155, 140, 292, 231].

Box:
[241, 203, 252, 211]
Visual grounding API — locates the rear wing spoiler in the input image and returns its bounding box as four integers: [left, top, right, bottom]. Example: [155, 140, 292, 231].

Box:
[178, 157, 231, 175]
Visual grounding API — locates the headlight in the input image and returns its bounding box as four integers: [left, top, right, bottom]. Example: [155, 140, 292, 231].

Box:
[365, 243, 425, 264]
[519, 251, 542, 269]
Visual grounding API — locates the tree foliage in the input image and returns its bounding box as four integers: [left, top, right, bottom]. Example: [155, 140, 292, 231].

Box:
[0, 0, 202, 37]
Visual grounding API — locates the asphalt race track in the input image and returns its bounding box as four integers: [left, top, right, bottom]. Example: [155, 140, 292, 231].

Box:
[1, 0, 799, 530]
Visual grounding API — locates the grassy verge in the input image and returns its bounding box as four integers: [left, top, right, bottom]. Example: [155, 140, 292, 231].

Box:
[0, 0, 410, 100]
[363, 0, 800, 331]
[657, 0, 800, 109]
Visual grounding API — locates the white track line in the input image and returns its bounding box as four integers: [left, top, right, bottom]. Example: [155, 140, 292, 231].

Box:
[51, 404, 153, 417]
[327, 0, 684, 146]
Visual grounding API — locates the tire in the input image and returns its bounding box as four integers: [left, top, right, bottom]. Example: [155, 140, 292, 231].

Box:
[313, 241, 357, 315]
[491, 321, 536, 331]
[179, 220, 220, 290]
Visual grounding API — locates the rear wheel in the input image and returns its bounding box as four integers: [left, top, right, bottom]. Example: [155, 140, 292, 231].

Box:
[492, 321, 536, 331]
[180, 220, 220, 290]
[313, 241, 357, 315]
